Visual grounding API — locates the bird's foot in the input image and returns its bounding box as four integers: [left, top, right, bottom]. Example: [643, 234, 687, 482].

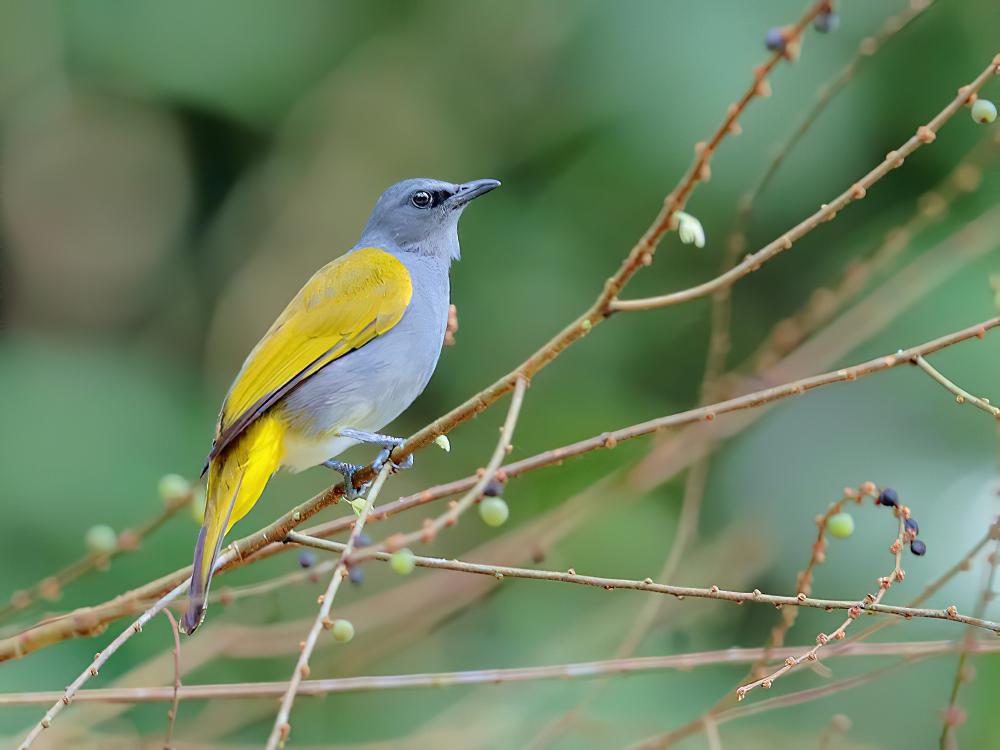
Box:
[338, 428, 413, 475]
[323, 460, 369, 501]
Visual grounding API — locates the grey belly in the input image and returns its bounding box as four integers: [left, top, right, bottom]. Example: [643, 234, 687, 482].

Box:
[275, 287, 447, 465]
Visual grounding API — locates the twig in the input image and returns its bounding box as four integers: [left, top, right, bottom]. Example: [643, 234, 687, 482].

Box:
[0, 489, 194, 623]
[351, 376, 528, 563]
[162, 608, 182, 750]
[914, 355, 1000, 418]
[372, 0, 835, 472]
[661, 518, 1000, 749]
[286, 533, 999, 633]
[736, 511, 909, 700]
[2, 639, 995, 706]
[15, 580, 189, 749]
[939, 536, 1000, 749]
[3, 317, 997, 662]
[610, 57, 999, 312]
[265, 463, 392, 750]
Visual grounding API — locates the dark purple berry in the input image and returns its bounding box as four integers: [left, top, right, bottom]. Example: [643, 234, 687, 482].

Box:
[878, 488, 899, 507]
[298, 551, 317, 569]
[910, 539, 927, 556]
[483, 478, 505, 497]
[348, 566, 365, 585]
[765, 27, 786, 51]
[814, 12, 839, 33]
[355, 533, 372, 548]
[904, 518, 919, 536]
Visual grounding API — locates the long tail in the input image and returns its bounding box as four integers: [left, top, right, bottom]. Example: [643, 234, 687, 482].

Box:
[181, 415, 285, 635]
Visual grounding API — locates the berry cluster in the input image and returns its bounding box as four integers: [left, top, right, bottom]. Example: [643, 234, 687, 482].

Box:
[877, 487, 925, 556]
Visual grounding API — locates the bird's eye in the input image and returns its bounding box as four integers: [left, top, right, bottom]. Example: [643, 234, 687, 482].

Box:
[410, 190, 433, 209]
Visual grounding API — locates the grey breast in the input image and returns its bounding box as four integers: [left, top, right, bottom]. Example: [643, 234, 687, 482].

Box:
[276, 248, 451, 439]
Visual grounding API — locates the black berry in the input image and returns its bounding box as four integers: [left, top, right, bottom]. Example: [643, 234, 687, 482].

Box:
[348, 567, 365, 585]
[355, 533, 372, 548]
[814, 12, 840, 33]
[298, 551, 317, 569]
[904, 518, 919, 536]
[878, 488, 899, 507]
[483, 478, 505, 497]
[910, 539, 927, 556]
[765, 27, 785, 51]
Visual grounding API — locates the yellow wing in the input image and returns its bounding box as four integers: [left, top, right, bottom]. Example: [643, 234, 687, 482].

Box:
[208, 246, 412, 462]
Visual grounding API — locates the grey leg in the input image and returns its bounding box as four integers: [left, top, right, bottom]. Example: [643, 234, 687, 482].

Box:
[338, 428, 414, 473]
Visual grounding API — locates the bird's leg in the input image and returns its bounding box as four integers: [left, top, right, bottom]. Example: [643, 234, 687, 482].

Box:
[322, 460, 368, 501]
[338, 428, 414, 473]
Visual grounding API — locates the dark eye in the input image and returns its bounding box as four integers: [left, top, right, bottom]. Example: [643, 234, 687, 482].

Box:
[411, 190, 433, 209]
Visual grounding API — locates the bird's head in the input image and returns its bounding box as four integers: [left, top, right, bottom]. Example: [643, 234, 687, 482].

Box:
[360, 177, 500, 260]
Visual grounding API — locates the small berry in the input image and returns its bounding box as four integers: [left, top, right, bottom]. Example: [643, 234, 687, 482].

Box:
[483, 478, 505, 497]
[348, 566, 365, 585]
[389, 548, 416, 575]
[814, 12, 840, 33]
[85, 525, 117, 555]
[765, 27, 785, 51]
[479, 497, 510, 527]
[971, 99, 997, 124]
[157, 474, 191, 504]
[827, 512, 854, 539]
[910, 539, 927, 556]
[878, 488, 899, 507]
[355, 533, 372, 548]
[331, 619, 355, 643]
[189, 485, 207, 524]
[298, 551, 316, 569]
[904, 518, 919, 536]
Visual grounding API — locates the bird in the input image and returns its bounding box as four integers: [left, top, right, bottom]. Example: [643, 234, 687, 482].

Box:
[180, 177, 500, 634]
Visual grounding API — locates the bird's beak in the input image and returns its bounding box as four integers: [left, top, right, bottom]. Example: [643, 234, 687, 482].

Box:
[448, 179, 501, 207]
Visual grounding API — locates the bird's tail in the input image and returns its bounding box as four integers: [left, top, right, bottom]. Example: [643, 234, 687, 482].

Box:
[181, 415, 285, 635]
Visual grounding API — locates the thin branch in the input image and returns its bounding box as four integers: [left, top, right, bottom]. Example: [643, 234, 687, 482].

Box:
[939, 536, 1000, 749]
[162, 608, 182, 750]
[286, 532, 999, 633]
[914, 355, 1000, 418]
[610, 57, 999, 312]
[2, 639, 995, 706]
[0, 488, 194, 624]
[15, 580, 189, 750]
[265, 463, 392, 750]
[736, 511, 909, 700]
[3, 317, 997, 662]
[350, 376, 528, 563]
[374, 0, 835, 471]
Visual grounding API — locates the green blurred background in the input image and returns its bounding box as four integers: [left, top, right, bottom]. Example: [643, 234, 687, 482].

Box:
[1, 1, 998, 747]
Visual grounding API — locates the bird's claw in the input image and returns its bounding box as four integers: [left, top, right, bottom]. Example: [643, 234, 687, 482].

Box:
[323, 460, 371, 501]
[372, 444, 413, 474]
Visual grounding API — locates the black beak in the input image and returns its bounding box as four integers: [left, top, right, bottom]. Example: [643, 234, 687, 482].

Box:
[448, 179, 501, 207]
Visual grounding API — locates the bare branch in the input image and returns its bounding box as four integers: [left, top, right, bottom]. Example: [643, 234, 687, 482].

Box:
[265, 463, 392, 750]
[610, 57, 999, 312]
[914, 355, 1000, 418]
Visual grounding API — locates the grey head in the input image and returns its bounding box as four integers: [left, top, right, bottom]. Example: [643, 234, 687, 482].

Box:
[359, 177, 500, 260]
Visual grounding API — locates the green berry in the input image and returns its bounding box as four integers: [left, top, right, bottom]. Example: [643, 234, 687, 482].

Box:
[157, 473, 191, 504]
[971, 99, 997, 124]
[331, 619, 355, 643]
[479, 497, 509, 527]
[85, 525, 118, 554]
[827, 512, 855, 539]
[389, 548, 416, 575]
[190, 485, 207, 524]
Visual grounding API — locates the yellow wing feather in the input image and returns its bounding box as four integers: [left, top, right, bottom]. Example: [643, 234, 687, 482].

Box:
[211, 246, 413, 457]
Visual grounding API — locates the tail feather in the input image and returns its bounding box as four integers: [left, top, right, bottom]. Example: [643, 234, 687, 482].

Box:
[181, 415, 285, 635]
